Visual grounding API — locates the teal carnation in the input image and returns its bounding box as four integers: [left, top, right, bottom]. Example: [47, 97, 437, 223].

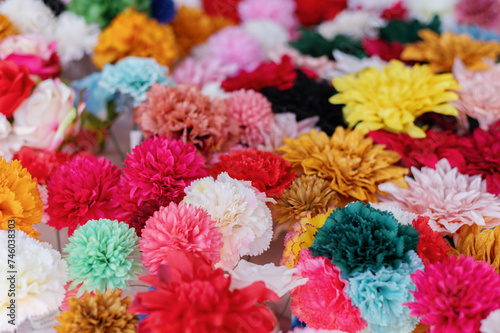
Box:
[309, 201, 419, 277]
[64, 219, 142, 297]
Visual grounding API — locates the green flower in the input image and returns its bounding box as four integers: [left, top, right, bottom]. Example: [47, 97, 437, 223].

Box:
[64, 219, 142, 297]
[310, 201, 419, 277]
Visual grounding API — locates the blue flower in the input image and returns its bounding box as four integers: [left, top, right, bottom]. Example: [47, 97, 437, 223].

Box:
[448, 24, 500, 43]
[72, 72, 114, 116]
[99, 57, 174, 107]
[151, 0, 176, 24]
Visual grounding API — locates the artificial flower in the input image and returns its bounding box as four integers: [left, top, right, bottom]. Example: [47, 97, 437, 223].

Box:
[0, 0, 55, 34]
[0, 158, 42, 238]
[237, 0, 297, 32]
[126, 197, 169, 237]
[0, 13, 17, 42]
[407, 255, 500, 332]
[202, 0, 241, 22]
[140, 202, 223, 274]
[379, 159, 500, 235]
[0, 114, 22, 162]
[310, 202, 419, 276]
[64, 219, 142, 297]
[60, 282, 94, 312]
[278, 128, 408, 202]
[72, 72, 114, 116]
[291, 249, 367, 332]
[93, 8, 179, 69]
[183, 173, 275, 268]
[0, 230, 67, 332]
[370, 203, 419, 226]
[242, 19, 290, 51]
[481, 309, 500, 333]
[331, 60, 460, 138]
[129, 250, 280, 332]
[13, 147, 72, 185]
[172, 57, 238, 88]
[294, 0, 347, 26]
[55, 289, 137, 333]
[402, 29, 500, 73]
[402, 0, 457, 28]
[317, 10, 384, 40]
[362, 38, 404, 61]
[412, 216, 450, 265]
[46, 155, 124, 236]
[0, 60, 34, 119]
[329, 50, 388, 78]
[456, 224, 500, 273]
[455, 0, 500, 33]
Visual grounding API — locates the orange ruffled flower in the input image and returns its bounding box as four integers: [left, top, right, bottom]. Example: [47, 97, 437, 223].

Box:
[0, 158, 42, 238]
[0, 13, 17, 42]
[456, 225, 500, 273]
[277, 128, 408, 202]
[93, 8, 180, 69]
[172, 6, 234, 57]
[402, 29, 500, 73]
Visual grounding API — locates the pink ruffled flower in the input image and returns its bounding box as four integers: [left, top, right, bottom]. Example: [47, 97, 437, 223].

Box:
[140, 202, 223, 274]
[379, 159, 500, 236]
[237, 0, 299, 32]
[226, 89, 275, 147]
[456, 0, 500, 33]
[407, 255, 500, 333]
[38, 184, 49, 224]
[172, 57, 238, 87]
[61, 281, 95, 312]
[290, 249, 367, 332]
[206, 27, 266, 73]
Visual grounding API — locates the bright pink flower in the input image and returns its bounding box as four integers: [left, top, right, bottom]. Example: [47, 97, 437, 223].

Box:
[456, 0, 500, 33]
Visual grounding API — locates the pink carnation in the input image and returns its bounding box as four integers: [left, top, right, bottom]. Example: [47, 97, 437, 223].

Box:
[172, 57, 238, 87]
[47, 156, 124, 236]
[237, 0, 299, 32]
[206, 27, 266, 73]
[290, 249, 367, 332]
[140, 202, 223, 274]
[379, 159, 500, 236]
[226, 89, 275, 147]
[456, 0, 500, 33]
[407, 255, 500, 333]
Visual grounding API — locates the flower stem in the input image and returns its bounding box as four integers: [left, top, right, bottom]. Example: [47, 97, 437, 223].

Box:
[277, 294, 291, 322]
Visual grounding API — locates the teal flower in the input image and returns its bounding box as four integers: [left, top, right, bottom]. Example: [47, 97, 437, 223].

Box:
[64, 219, 142, 297]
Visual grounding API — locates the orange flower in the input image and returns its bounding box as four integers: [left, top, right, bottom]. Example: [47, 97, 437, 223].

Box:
[93, 8, 180, 69]
[0, 158, 42, 238]
[456, 224, 500, 273]
[0, 13, 17, 42]
[402, 29, 500, 73]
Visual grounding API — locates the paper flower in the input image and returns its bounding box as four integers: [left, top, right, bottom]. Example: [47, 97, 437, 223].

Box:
[412, 216, 450, 266]
[456, 224, 500, 273]
[317, 10, 384, 40]
[291, 249, 367, 332]
[278, 128, 408, 202]
[72, 72, 114, 116]
[93, 8, 179, 69]
[0, 158, 42, 238]
[140, 202, 223, 274]
[331, 60, 460, 138]
[0, 13, 17, 42]
[64, 219, 142, 297]
[310, 202, 419, 277]
[481, 309, 500, 333]
[238, 0, 298, 32]
[13, 147, 72, 185]
[0, 0, 55, 34]
[129, 250, 280, 332]
[46, 155, 124, 236]
[456, 0, 500, 33]
[172, 57, 238, 88]
[55, 289, 137, 333]
[183, 173, 275, 268]
[379, 159, 500, 235]
[402, 30, 500, 73]
[407, 255, 500, 332]
[0, 230, 67, 332]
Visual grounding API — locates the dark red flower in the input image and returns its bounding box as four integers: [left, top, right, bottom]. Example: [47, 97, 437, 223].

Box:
[128, 250, 279, 333]
[294, 0, 347, 26]
[362, 38, 404, 61]
[0, 60, 35, 118]
[202, 0, 241, 22]
[13, 147, 71, 185]
[412, 216, 450, 266]
[127, 197, 170, 237]
[381, 1, 408, 21]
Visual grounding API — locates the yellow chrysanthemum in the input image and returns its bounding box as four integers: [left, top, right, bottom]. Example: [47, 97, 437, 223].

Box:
[93, 8, 180, 69]
[281, 209, 334, 269]
[277, 128, 408, 202]
[402, 29, 500, 73]
[172, 6, 234, 57]
[0, 159, 42, 238]
[456, 225, 500, 273]
[0, 13, 17, 42]
[330, 60, 460, 138]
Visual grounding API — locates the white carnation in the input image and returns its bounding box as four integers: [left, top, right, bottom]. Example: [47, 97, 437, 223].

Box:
[317, 10, 385, 40]
[0, 0, 55, 34]
[242, 19, 289, 53]
[371, 203, 418, 226]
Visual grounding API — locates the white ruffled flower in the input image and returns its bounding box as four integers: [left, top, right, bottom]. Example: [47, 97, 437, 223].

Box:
[371, 203, 418, 226]
[317, 10, 385, 40]
[227, 260, 307, 297]
[0, 230, 67, 332]
[481, 309, 500, 333]
[403, 0, 458, 29]
[183, 173, 275, 268]
[201, 81, 231, 99]
[0, 0, 55, 34]
[242, 19, 290, 52]
[0, 114, 22, 162]
[329, 50, 388, 79]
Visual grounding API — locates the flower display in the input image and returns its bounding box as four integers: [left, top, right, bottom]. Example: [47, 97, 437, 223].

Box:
[0, 60, 34, 119]
[456, 224, 500, 273]
[412, 216, 450, 266]
[13, 147, 72, 185]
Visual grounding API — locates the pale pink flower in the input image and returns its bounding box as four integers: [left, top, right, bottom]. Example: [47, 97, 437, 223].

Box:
[172, 57, 238, 87]
[237, 0, 298, 32]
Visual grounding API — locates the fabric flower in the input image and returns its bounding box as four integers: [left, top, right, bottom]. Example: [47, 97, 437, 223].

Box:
[379, 159, 500, 235]
[310, 202, 419, 277]
[407, 255, 500, 332]
[13, 147, 72, 185]
[64, 219, 142, 297]
[317, 10, 385, 40]
[140, 202, 223, 274]
[331, 60, 460, 138]
[412, 216, 450, 266]
[402, 29, 500, 73]
[278, 128, 408, 202]
[0, 60, 34, 119]
[0, 0, 55, 34]
[72, 72, 114, 116]
[0, 13, 17, 42]
[0, 230, 67, 333]
[0, 158, 42, 238]
[456, 0, 500, 33]
[183, 173, 275, 268]
[47, 155, 124, 236]
[172, 57, 238, 88]
[294, 0, 347, 26]
[93, 8, 179, 69]
[238, 0, 298, 32]
[128, 250, 280, 332]
[456, 224, 500, 273]
[482, 309, 500, 333]
[291, 249, 367, 332]
[55, 289, 137, 333]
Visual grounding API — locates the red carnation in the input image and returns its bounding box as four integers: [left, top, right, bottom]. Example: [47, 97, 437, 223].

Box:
[128, 250, 279, 333]
[127, 197, 170, 237]
[221, 55, 297, 92]
[362, 38, 404, 61]
[0, 60, 35, 119]
[13, 147, 71, 185]
[381, 1, 408, 21]
[412, 216, 450, 266]
[294, 0, 347, 26]
[202, 0, 241, 22]
[210, 148, 297, 196]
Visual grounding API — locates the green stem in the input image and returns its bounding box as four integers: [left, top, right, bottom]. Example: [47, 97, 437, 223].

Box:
[129, 284, 150, 288]
[277, 294, 291, 323]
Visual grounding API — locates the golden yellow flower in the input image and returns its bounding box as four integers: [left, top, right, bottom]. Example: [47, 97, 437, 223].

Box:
[0, 159, 42, 238]
[330, 60, 460, 138]
[277, 128, 408, 202]
[402, 29, 500, 73]
[0, 13, 17, 42]
[55, 289, 137, 333]
[281, 209, 334, 269]
[172, 6, 234, 57]
[93, 8, 180, 69]
[456, 224, 500, 273]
